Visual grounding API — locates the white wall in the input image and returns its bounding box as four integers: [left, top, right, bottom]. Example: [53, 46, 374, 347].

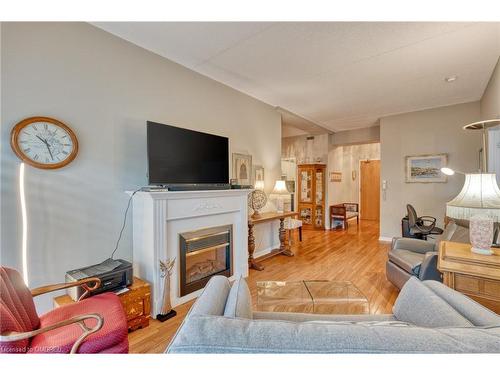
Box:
[328, 143, 380, 206]
[379, 102, 482, 239]
[282, 124, 307, 138]
[0, 22, 282, 312]
[281, 134, 329, 164]
[489, 128, 500, 183]
[480, 57, 500, 184]
[331, 126, 380, 146]
[481, 57, 500, 120]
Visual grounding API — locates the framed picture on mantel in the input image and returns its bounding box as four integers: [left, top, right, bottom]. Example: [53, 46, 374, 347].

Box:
[232, 153, 252, 185]
[405, 154, 448, 183]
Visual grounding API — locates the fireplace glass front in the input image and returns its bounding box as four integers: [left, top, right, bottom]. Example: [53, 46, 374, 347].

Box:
[179, 225, 233, 296]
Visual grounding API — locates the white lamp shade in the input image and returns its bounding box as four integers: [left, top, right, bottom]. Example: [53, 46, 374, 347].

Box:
[254, 180, 265, 191]
[446, 173, 500, 221]
[272, 180, 289, 195]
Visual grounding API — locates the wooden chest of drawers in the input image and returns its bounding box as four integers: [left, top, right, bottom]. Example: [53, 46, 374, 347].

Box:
[438, 241, 500, 314]
[54, 277, 151, 332]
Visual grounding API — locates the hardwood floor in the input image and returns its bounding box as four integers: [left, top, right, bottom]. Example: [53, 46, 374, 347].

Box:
[128, 220, 398, 353]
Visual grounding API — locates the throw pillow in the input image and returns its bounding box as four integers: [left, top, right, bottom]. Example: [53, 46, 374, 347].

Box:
[223, 276, 253, 319]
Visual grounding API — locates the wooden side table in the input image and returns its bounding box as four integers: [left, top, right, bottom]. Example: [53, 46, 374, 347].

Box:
[248, 211, 298, 271]
[54, 277, 151, 332]
[438, 241, 500, 313]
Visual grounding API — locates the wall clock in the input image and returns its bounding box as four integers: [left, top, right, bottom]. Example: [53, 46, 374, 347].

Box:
[10, 116, 79, 169]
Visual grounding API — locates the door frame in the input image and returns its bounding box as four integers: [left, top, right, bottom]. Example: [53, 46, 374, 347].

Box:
[358, 159, 381, 221]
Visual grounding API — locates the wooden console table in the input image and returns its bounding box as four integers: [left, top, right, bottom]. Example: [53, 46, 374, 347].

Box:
[438, 241, 500, 313]
[54, 277, 151, 331]
[248, 211, 298, 271]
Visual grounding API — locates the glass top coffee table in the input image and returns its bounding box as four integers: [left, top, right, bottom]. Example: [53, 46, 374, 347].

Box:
[256, 280, 369, 314]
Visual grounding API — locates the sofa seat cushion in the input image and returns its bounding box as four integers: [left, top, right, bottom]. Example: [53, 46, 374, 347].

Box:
[167, 314, 500, 353]
[29, 293, 128, 353]
[393, 277, 473, 328]
[224, 277, 252, 319]
[388, 249, 425, 275]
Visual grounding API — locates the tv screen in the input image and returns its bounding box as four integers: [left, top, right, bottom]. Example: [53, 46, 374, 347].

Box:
[147, 121, 229, 185]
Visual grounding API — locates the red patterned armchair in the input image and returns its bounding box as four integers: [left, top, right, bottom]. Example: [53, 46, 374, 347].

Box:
[0, 267, 129, 353]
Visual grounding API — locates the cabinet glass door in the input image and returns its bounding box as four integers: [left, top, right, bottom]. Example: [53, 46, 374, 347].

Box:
[315, 169, 323, 205]
[300, 205, 313, 225]
[300, 169, 313, 203]
[315, 206, 323, 228]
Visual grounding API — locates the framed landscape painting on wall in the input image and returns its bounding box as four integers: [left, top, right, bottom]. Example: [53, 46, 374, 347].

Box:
[405, 154, 447, 183]
[232, 153, 252, 185]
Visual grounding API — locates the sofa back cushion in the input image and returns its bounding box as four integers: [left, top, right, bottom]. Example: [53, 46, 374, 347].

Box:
[0, 267, 40, 353]
[436, 220, 469, 250]
[423, 280, 500, 326]
[189, 276, 231, 317]
[393, 277, 473, 328]
[224, 277, 253, 319]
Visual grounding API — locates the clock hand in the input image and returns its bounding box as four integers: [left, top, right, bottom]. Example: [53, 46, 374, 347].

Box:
[35, 135, 53, 160]
[45, 142, 54, 160]
[36, 135, 47, 144]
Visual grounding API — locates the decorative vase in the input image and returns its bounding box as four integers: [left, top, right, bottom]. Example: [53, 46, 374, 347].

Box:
[157, 259, 177, 322]
[470, 214, 494, 255]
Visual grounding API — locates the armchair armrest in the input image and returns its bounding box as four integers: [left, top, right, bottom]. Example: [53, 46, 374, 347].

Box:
[0, 313, 103, 354]
[391, 237, 436, 253]
[418, 251, 442, 282]
[416, 216, 437, 231]
[31, 277, 101, 301]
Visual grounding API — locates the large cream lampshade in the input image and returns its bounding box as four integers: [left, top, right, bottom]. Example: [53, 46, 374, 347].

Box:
[446, 174, 500, 221]
[446, 173, 500, 255]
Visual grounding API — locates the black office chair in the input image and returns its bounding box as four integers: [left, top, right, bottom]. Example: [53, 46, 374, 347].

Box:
[406, 204, 444, 240]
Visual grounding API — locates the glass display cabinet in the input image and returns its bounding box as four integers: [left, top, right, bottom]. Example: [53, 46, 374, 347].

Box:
[297, 164, 326, 230]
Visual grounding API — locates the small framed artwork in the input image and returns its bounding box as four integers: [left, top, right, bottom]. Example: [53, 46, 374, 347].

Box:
[405, 154, 448, 183]
[330, 172, 342, 182]
[254, 165, 264, 183]
[232, 153, 252, 185]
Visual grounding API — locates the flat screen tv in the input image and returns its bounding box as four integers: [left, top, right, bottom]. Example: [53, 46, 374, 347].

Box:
[147, 121, 229, 186]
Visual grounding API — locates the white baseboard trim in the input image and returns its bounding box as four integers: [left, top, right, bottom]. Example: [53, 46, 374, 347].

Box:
[253, 243, 281, 259]
[378, 236, 393, 242]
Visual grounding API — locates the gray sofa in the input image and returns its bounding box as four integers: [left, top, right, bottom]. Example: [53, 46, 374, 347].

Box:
[167, 275, 500, 353]
[387, 220, 470, 289]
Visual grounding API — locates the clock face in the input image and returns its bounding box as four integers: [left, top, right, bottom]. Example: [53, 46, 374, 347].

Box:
[11, 117, 78, 169]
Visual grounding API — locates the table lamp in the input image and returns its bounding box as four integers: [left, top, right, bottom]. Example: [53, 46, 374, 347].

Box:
[443, 169, 500, 255]
[272, 180, 289, 213]
[254, 180, 265, 191]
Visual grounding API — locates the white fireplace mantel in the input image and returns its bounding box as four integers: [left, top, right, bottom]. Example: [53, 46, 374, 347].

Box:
[130, 189, 251, 317]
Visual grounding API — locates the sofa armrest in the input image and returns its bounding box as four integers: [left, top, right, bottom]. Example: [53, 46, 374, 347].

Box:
[391, 237, 435, 254]
[418, 251, 442, 282]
